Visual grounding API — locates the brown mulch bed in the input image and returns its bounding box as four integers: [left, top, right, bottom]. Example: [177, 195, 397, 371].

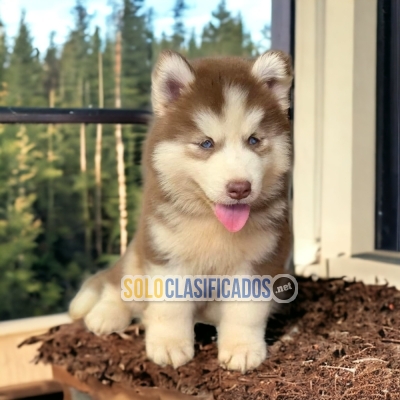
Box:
[21, 277, 400, 399]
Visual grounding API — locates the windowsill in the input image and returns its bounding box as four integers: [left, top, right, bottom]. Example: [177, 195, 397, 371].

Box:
[296, 252, 400, 290]
[353, 250, 400, 265]
[0, 313, 71, 337]
[0, 313, 71, 389]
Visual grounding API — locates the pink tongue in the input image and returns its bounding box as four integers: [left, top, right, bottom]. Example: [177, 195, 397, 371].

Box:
[214, 204, 251, 232]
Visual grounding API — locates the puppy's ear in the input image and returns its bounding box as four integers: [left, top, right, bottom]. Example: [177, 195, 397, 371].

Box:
[151, 50, 195, 116]
[251, 50, 293, 111]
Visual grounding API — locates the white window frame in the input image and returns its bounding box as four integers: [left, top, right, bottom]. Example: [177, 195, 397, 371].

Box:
[293, 0, 400, 288]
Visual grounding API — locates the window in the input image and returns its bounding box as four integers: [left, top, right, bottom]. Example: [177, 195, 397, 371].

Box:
[0, 0, 294, 321]
[375, 0, 400, 251]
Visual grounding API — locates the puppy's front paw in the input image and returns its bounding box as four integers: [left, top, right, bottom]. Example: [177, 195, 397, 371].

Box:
[146, 333, 194, 368]
[218, 339, 267, 373]
[69, 288, 99, 320]
[84, 301, 132, 335]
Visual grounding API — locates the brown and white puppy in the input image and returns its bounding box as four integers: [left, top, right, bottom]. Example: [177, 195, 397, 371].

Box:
[69, 50, 293, 373]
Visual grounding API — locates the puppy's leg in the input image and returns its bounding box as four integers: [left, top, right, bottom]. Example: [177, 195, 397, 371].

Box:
[69, 270, 103, 320]
[143, 301, 195, 368]
[218, 301, 272, 372]
[69, 242, 144, 335]
[84, 282, 141, 335]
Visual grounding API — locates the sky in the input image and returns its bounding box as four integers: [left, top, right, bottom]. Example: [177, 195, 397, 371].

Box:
[0, 0, 271, 55]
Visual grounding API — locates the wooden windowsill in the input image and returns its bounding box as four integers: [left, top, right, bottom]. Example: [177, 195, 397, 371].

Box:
[0, 380, 61, 400]
[0, 313, 72, 391]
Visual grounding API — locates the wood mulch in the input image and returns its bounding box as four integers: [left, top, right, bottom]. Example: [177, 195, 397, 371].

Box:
[20, 277, 400, 399]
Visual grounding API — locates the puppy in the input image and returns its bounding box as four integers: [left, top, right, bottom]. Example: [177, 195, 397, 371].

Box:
[69, 49, 293, 373]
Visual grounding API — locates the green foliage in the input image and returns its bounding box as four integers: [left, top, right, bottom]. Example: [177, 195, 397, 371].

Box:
[43, 32, 60, 104]
[187, 29, 199, 58]
[102, 39, 116, 108]
[87, 27, 102, 107]
[121, 0, 153, 108]
[59, 3, 91, 107]
[200, 0, 254, 57]
[0, 0, 266, 321]
[0, 22, 8, 98]
[0, 125, 43, 319]
[7, 13, 44, 106]
[171, 0, 189, 52]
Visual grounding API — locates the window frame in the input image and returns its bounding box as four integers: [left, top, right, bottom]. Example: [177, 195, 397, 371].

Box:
[292, 0, 395, 287]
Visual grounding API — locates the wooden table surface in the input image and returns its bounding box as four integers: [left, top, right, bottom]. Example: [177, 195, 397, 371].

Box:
[52, 365, 213, 400]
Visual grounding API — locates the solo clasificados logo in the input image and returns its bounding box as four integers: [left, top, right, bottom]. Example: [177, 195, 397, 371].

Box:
[121, 274, 297, 303]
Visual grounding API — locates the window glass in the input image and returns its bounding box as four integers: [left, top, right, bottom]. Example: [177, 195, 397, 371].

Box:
[0, 0, 272, 320]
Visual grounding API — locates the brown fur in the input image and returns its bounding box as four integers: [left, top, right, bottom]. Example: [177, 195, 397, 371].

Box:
[135, 54, 291, 269]
[69, 50, 293, 372]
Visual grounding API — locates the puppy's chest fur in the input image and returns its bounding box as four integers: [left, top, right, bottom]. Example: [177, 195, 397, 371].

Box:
[146, 204, 282, 275]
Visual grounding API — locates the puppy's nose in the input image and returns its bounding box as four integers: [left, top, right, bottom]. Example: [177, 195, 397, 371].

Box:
[227, 180, 252, 200]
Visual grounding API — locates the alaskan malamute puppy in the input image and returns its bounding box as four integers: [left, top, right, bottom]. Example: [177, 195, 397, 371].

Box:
[69, 50, 293, 372]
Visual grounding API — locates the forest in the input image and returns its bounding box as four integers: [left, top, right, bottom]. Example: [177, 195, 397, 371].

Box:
[0, 0, 270, 320]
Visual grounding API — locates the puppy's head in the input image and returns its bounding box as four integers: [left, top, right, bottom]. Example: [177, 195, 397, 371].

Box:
[148, 50, 292, 232]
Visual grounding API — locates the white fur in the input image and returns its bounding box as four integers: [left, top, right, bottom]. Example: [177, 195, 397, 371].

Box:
[218, 300, 272, 372]
[84, 283, 133, 335]
[153, 137, 264, 204]
[70, 55, 292, 373]
[153, 85, 271, 207]
[148, 213, 278, 274]
[143, 300, 195, 368]
[143, 262, 272, 372]
[252, 51, 292, 110]
[69, 287, 100, 320]
[142, 263, 195, 367]
[71, 242, 145, 336]
[152, 51, 195, 116]
[146, 83, 290, 370]
[194, 86, 265, 144]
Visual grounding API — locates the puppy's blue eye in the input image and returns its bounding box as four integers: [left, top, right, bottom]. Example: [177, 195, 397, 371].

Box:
[200, 139, 214, 149]
[248, 136, 260, 145]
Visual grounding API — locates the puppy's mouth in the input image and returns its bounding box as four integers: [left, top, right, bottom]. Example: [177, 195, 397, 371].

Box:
[214, 204, 251, 233]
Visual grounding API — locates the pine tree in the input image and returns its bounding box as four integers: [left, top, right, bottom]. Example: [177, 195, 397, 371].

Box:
[155, 31, 171, 55]
[0, 21, 8, 102]
[86, 27, 102, 107]
[0, 125, 43, 319]
[59, 2, 91, 107]
[188, 29, 199, 58]
[120, 0, 152, 109]
[43, 32, 60, 107]
[42, 32, 60, 249]
[54, 1, 95, 277]
[233, 13, 254, 56]
[200, 0, 230, 56]
[102, 38, 115, 108]
[200, 0, 254, 57]
[7, 11, 44, 106]
[171, 0, 188, 52]
[94, 36, 104, 257]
